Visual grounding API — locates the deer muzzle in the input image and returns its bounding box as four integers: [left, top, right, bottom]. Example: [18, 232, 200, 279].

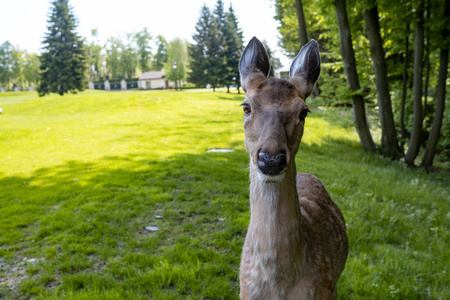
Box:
[257, 149, 287, 176]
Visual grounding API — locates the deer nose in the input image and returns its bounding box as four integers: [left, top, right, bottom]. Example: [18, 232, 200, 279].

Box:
[257, 149, 287, 176]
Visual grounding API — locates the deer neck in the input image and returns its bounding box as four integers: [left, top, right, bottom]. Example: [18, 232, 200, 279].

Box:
[248, 162, 305, 264]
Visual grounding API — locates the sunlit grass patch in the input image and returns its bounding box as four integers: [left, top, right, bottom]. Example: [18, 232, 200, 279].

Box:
[0, 90, 448, 299]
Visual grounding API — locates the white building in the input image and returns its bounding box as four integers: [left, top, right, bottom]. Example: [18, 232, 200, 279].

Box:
[138, 70, 169, 89]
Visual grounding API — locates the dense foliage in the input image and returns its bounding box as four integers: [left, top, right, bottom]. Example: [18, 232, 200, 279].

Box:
[274, 0, 449, 166]
[83, 30, 186, 83]
[164, 38, 189, 89]
[152, 35, 168, 72]
[0, 42, 40, 91]
[38, 0, 87, 96]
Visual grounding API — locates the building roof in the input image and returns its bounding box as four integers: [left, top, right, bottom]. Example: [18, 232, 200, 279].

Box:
[139, 71, 165, 80]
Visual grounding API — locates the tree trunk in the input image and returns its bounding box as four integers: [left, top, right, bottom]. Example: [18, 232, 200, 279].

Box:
[294, 0, 319, 98]
[423, 43, 429, 120]
[363, 6, 401, 159]
[335, 0, 376, 152]
[400, 23, 410, 141]
[294, 0, 308, 47]
[421, 0, 450, 168]
[423, 0, 430, 120]
[405, 2, 425, 166]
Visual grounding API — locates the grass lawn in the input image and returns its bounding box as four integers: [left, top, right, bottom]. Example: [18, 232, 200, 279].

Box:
[0, 90, 448, 299]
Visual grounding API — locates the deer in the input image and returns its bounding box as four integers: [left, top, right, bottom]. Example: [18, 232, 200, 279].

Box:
[238, 37, 348, 300]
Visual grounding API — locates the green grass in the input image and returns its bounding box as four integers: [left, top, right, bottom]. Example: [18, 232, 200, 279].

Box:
[0, 90, 448, 299]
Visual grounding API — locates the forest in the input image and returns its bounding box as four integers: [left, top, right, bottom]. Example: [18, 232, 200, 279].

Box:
[274, 0, 449, 168]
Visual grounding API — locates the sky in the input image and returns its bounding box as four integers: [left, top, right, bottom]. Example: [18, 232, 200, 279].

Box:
[0, 0, 291, 69]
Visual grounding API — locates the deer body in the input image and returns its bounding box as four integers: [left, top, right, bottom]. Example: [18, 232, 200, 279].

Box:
[239, 38, 348, 300]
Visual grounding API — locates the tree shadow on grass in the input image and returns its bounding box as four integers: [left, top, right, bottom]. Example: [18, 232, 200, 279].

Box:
[0, 150, 250, 299]
[217, 94, 245, 101]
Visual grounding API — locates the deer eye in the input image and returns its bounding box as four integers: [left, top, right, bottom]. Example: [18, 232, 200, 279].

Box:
[299, 109, 310, 121]
[242, 104, 251, 115]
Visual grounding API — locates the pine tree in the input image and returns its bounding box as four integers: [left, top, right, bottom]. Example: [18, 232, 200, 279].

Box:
[212, 0, 228, 89]
[38, 0, 87, 96]
[214, 0, 226, 28]
[189, 5, 222, 91]
[222, 4, 244, 93]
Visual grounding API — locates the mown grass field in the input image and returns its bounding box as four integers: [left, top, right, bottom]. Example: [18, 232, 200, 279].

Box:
[0, 90, 449, 299]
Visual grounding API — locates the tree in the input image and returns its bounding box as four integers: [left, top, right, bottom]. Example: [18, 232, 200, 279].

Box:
[189, 1, 246, 93]
[405, 1, 425, 166]
[399, 22, 410, 140]
[222, 4, 244, 93]
[23, 52, 40, 88]
[213, 0, 229, 89]
[274, 0, 304, 57]
[38, 0, 87, 96]
[135, 28, 152, 73]
[274, 0, 449, 167]
[363, 4, 402, 159]
[294, 0, 308, 47]
[105, 37, 122, 79]
[335, 0, 376, 152]
[214, 0, 226, 28]
[86, 29, 103, 81]
[152, 35, 167, 71]
[120, 33, 138, 78]
[10, 47, 24, 88]
[0, 41, 14, 89]
[279, 0, 322, 98]
[165, 38, 188, 90]
[0, 42, 40, 90]
[262, 40, 282, 78]
[421, 0, 450, 168]
[189, 4, 222, 91]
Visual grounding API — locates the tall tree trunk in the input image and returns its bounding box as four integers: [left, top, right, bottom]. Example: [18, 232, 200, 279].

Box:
[422, 0, 430, 120]
[364, 6, 401, 159]
[294, 0, 319, 98]
[335, 0, 376, 152]
[400, 23, 410, 141]
[294, 0, 308, 47]
[421, 0, 450, 168]
[405, 2, 425, 166]
[423, 38, 430, 120]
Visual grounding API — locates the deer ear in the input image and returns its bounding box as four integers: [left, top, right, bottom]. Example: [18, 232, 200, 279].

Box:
[288, 40, 320, 99]
[239, 37, 270, 92]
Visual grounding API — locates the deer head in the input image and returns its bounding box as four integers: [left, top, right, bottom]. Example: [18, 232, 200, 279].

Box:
[239, 37, 320, 183]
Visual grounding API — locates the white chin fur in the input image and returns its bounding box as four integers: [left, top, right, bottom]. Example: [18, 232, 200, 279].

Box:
[250, 157, 286, 183]
[256, 170, 286, 183]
